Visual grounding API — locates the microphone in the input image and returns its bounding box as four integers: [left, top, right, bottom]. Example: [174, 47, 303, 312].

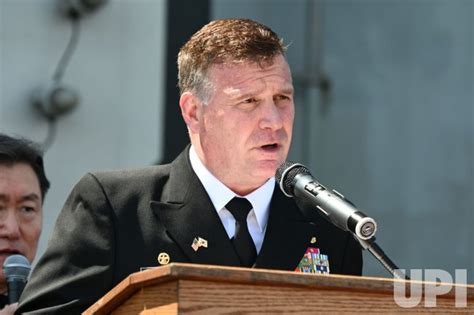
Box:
[3, 254, 31, 304]
[276, 161, 377, 240]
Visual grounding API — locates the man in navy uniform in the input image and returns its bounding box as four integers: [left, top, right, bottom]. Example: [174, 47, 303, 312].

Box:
[18, 19, 362, 314]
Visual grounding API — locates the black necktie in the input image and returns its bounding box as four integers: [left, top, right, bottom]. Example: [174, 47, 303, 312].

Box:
[226, 197, 257, 267]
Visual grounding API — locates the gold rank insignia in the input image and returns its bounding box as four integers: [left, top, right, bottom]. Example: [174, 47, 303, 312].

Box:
[157, 252, 170, 265]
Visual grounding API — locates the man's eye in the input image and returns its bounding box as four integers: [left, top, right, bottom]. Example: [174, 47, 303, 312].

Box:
[242, 98, 257, 104]
[20, 206, 36, 213]
[275, 95, 290, 101]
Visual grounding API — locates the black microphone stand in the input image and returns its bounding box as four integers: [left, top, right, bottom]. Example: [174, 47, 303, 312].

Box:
[356, 237, 409, 280]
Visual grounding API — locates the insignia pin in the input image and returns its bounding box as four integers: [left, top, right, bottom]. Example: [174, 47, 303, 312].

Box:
[310, 237, 317, 244]
[157, 252, 170, 265]
[198, 237, 208, 248]
[192, 237, 208, 251]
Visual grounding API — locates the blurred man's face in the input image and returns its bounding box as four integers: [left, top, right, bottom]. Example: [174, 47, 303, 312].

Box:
[193, 54, 295, 195]
[0, 163, 42, 292]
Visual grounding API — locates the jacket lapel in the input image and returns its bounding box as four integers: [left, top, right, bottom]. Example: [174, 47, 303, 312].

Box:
[255, 188, 318, 270]
[150, 147, 241, 266]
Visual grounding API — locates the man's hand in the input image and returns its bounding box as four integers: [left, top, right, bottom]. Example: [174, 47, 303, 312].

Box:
[0, 303, 18, 315]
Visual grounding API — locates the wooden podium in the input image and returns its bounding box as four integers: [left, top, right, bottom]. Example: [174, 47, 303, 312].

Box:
[84, 263, 473, 314]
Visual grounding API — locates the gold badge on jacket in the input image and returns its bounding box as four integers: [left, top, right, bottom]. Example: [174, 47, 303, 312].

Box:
[295, 247, 330, 274]
[157, 252, 170, 265]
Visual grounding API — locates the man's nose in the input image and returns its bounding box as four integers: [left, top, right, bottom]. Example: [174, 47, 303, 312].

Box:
[0, 210, 21, 240]
[259, 100, 284, 130]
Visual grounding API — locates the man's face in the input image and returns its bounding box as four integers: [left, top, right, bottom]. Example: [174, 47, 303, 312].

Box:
[196, 54, 294, 194]
[0, 163, 42, 289]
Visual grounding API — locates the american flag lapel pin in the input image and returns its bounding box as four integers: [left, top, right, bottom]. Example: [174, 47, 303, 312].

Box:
[192, 237, 208, 251]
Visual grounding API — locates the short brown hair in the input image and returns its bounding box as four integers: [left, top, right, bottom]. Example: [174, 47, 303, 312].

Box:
[178, 18, 286, 101]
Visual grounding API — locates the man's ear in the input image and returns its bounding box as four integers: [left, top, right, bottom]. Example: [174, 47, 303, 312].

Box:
[179, 92, 202, 133]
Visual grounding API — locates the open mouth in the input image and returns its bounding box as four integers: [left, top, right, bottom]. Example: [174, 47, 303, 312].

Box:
[261, 143, 279, 151]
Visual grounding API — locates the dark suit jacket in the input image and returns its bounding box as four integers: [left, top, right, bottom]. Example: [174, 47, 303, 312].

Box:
[17, 147, 362, 314]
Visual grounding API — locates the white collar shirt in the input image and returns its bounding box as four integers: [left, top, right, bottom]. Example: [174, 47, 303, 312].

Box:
[189, 145, 274, 253]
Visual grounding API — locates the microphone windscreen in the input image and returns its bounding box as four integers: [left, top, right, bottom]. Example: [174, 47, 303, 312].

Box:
[3, 254, 31, 304]
[275, 161, 297, 183]
[275, 162, 312, 196]
[3, 254, 30, 280]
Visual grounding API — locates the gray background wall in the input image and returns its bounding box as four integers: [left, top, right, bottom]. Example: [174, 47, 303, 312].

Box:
[0, 0, 472, 283]
[213, 0, 473, 282]
[0, 0, 166, 260]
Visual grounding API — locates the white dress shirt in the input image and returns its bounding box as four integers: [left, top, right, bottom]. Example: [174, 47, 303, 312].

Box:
[189, 145, 274, 253]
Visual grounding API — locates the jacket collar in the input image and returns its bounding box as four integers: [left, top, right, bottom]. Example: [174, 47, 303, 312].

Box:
[150, 146, 241, 266]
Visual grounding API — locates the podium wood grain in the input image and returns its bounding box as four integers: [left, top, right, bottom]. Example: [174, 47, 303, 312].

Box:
[84, 263, 473, 314]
